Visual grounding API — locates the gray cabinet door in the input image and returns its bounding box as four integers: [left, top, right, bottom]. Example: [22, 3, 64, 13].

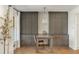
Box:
[20, 12, 38, 46]
[49, 12, 68, 46]
[21, 13, 32, 35]
[49, 12, 68, 35]
[31, 12, 38, 35]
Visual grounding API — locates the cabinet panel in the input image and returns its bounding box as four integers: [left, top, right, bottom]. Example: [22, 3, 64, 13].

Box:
[49, 12, 68, 46]
[20, 12, 38, 46]
[49, 12, 68, 35]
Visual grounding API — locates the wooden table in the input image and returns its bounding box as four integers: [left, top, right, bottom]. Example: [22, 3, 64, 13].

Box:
[34, 35, 53, 52]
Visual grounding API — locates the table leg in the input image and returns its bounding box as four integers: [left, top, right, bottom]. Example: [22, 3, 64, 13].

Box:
[50, 38, 53, 53]
[36, 39, 39, 53]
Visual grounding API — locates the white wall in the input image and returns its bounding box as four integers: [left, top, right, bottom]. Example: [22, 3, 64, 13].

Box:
[38, 12, 49, 34]
[77, 14, 79, 49]
[68, 6, 79, 50]
[16, 12, 20, 48]
[13, 9, 20, 49]
[68, 12, 77, 50]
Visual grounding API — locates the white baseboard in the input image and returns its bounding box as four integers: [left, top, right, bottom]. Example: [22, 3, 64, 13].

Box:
[69, 45, 78, 50]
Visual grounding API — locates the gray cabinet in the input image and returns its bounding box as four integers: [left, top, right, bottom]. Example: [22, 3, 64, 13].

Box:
[49, 12, 68, 46]
[49, 12, 68, 35]
[20, 12, 38, 46]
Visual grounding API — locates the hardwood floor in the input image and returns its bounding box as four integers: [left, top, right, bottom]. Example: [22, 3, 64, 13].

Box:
[15, 46, 79, 54]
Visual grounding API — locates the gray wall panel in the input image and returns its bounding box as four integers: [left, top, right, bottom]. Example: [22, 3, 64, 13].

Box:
[49, 12, 68, 46]
[20, 12, 38, 46]
[49, 12, 68, 35]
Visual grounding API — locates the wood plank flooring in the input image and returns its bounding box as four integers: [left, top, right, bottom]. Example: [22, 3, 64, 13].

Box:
[14, 46, 79, 54]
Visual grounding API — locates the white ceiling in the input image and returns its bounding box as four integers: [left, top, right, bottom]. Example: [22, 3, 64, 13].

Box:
[12, 5, 78, 12]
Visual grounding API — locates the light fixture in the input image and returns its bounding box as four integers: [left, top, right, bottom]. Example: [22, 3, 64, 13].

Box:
[42, 7, 47, 23]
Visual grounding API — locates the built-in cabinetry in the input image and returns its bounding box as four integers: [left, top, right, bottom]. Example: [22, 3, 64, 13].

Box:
[20, 12, 38, 46]
[49, 12, 68, 46]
